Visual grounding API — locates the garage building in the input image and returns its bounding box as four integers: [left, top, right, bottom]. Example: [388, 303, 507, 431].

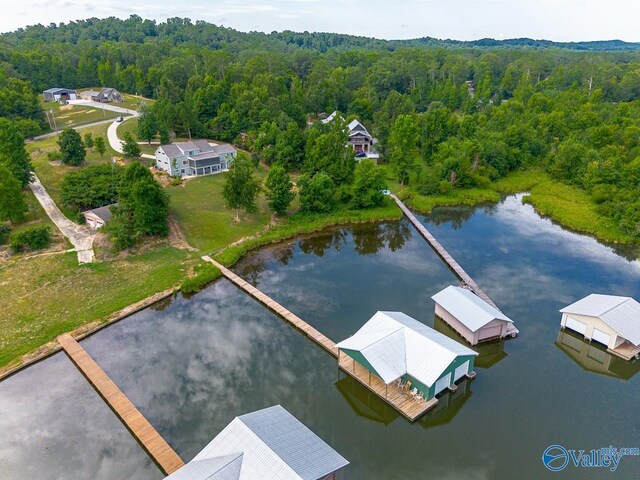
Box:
[432, 285, 516, 345]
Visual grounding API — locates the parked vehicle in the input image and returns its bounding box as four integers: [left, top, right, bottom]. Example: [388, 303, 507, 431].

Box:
[115, 116, 124, 123]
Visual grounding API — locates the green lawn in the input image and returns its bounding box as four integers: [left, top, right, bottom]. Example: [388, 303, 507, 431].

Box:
[0, 245, 192, 370]
[26, 123, 119, 215]
[167, 164, 272, 252]
[43, 101, 119, 129]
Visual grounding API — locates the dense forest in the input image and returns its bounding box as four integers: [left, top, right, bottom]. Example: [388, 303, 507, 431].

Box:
[0, 16, 639, 238]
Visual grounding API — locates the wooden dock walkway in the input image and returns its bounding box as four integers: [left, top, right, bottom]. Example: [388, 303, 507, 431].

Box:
[57, 334, 185, 475]
[390, 194, 518, 336]
[202, 256, 339, 357]
[339, 352, 438, 421]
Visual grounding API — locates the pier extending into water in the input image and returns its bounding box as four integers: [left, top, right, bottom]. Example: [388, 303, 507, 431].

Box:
[390, 194, 519, 336]
[57, 334, 185, 475]
[203, 256, 439, 420]
[203, 256, 339, 357]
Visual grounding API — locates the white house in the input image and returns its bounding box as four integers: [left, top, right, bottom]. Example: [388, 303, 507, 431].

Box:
[336, 311, 478, 400]
[432, 285, 516, 345]
[155, 140, 237, 178]
[165, 405, 349, 480]
[560, 294, 640, 360]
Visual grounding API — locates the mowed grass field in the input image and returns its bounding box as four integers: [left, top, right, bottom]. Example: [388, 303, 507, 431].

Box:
[167, 162, 272, 252]
[0, 246, 192, 369]
[43, 101, 119, 129]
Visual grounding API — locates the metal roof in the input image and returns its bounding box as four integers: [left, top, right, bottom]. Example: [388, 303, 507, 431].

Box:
[44, 87, 76, 94]
[186, 406, 348, 480]
[336, 312, 477, 386]
[158, 140, 220, 159]
[432, 286, 513, 332]
[560, 294, 640, 345]
[82, 204, 115, 222]
[166, 454, 244, 480]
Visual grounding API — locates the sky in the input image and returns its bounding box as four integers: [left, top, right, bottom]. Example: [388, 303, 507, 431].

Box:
[2, 0, 640, 42]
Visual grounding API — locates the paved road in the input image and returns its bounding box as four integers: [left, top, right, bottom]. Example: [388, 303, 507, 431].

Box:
[30, 119, 116, 141]
[29, 174, 96, 264]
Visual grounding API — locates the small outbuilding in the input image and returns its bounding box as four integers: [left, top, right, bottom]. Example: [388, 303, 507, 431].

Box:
[43, 88, 77, 102]
[560, 294, 640, 360]
[336, 311, 478, 401]
[431, 285, 516, 345]
[165, 405, 349, 480]
[82, 204, 115, 229]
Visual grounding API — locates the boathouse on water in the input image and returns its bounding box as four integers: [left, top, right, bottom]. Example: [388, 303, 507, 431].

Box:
[336, 311, 478, 401]
[431, 285, 516, 345]
[560, 294, 640, 361]
[165, 405, 349, 480]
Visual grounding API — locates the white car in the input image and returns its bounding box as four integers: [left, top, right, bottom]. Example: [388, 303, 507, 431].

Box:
[115, 116, 124, 123]
[381, 189, 391, 195]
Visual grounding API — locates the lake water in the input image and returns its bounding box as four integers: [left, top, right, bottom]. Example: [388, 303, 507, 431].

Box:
[1, 195, 639, 479]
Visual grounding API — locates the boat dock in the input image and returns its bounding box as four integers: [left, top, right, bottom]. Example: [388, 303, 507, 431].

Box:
[390, 194, 519, 336]
[339, 352, 438, 421]
[57, 334, 185, 475]
[202, 256, 339, 357]
[202, 256, 439, 420]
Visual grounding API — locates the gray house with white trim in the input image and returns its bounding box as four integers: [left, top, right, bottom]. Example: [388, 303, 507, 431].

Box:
[165, 405, 349, 480]
[155, 140, 237, 178]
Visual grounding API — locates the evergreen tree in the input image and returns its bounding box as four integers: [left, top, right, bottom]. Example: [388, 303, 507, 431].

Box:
[94, 136, 107, 157]
[107, 162, 169, 249]
[222, 155, 261, 221]
[122, 132, 142, 158]
[264, 165, 295, 216]
[83, 132, 94, 149]
[137, 106, 157, 144]
[0, 119, 32, 187]
[58, 129, 86, 166]
[0, 164, 26, 223]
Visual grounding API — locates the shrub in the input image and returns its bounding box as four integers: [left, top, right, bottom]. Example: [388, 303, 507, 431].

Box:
[299, 172, 336, 213]
[0, 223, 10, 244]
[47, 151, 63, 162]
[438, 180, 452, 194]
[10, 226, 51, 252]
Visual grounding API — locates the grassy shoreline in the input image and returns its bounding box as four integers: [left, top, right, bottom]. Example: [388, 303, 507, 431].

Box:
[392, 168, 638, 245]
[3, 166, 636, 376]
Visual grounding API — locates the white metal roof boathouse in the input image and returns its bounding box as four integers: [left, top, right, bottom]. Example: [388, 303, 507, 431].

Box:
[431, 285, 517, 345]
[165, 405, 349, 480]
[560, 294, 640, 361]
[336, 311, 478, 421]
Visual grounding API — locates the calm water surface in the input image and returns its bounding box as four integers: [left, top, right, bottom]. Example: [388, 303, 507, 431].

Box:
[1, 195, 639, 479]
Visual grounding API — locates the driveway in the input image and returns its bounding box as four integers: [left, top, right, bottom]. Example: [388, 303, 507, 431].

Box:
[29, 174, 96, 264]
[67, 99, 138, 116]
[108, 118, 155, 160]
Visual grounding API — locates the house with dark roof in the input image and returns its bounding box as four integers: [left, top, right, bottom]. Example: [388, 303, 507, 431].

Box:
[165, 405, 349, 480]
[80, 87, 123, 103]
[322, 111, 379, 161]
[82, 204, 115, 229]
[155, 140, 237, 177]
[43, 88, 77, 102]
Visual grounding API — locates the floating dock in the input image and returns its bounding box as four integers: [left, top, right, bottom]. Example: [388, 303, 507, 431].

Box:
[203, 256, 439, 420]
[57, 334, 185, 475]
[390, 194, 519, 336]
